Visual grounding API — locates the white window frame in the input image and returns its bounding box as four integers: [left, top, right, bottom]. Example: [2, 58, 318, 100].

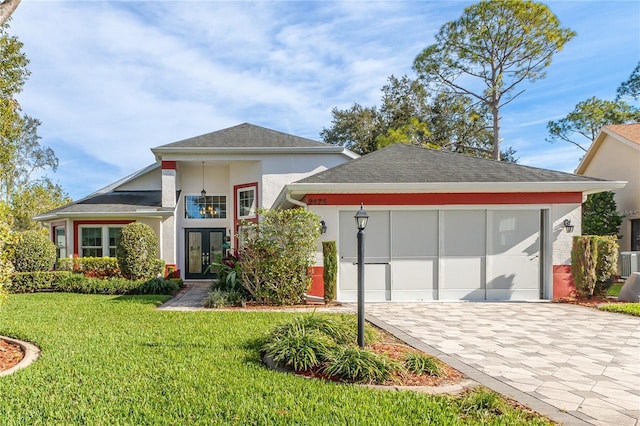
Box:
[237, 185, 257, 219]
[79, 225, 124, 258]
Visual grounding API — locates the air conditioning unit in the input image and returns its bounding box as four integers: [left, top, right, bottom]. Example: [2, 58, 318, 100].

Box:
[620, 251, 640, 279]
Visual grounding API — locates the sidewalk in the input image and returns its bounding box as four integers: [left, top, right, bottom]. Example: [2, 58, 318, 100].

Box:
[157, 281, 210, 311]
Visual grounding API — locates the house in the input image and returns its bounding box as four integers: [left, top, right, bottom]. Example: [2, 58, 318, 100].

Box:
[36, 123, 623, 300]
[35, 123, 357, 279]
[575, 123, 640, 252]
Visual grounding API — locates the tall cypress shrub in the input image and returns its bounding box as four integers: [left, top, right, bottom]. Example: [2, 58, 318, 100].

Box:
[322, 241, 337, 302]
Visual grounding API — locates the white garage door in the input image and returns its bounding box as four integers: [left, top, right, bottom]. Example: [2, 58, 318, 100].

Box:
[338, 209, 541, 302]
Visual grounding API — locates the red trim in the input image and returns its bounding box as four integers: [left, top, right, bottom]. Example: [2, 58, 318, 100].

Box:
[233, 182, 259, 248]
[302, 192, 582, 206]
[161, 161, 177, 170]
[73, 220, 134, 257]
[308, 266, 324, 298]
[50, 221, 66, 244]
[553, 264, 575, 299]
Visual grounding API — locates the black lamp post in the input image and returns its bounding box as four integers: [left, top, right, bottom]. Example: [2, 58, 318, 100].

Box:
[354, 203, 369, 348]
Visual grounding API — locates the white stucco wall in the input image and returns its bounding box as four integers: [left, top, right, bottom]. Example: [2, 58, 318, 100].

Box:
[550, 204, 582, 266]
[261, 154, 350, 208]
[116, 167, 162, 191]
[580, 136, 639, 251]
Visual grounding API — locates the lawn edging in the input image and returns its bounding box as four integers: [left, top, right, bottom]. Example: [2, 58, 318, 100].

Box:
[0, 335, 40, 377]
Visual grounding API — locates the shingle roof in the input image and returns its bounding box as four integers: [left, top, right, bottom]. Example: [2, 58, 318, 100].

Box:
[38, 191, 166, 216]
[297, 144, 606, 184]
[155, 123, 327, 149]
[605, 123, 640, 145]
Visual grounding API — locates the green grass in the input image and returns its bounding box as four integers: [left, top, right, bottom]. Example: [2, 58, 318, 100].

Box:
[0, 293, 552, 425]
[607, 283, 623, 297]
[599, 303, 640, 316]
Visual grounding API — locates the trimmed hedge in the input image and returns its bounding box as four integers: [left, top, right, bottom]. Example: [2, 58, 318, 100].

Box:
[57, 257, 121, 278]
[8, 272, 181, 295]
[11, 230, 56, 272]
[117, 223, 162, 280]
[571, 235, 618, 297]
[8, 271, 73, 293]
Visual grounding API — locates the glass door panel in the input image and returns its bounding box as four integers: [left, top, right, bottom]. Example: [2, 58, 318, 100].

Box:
[185, 228, 226, 279]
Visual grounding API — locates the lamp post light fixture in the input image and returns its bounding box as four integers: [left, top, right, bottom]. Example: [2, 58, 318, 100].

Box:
[320, 220, 327, 234]
[354, 203, 369, 348]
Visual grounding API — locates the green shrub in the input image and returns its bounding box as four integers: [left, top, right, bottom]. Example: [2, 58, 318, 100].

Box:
[403, 352, 444, 377]
[202, 288, 246, 308]
[0, 218, 14, 305]
[262, 323, 336, 371]
[571, 235, 619, 297]
[237, 208, 320, 305]
[11, 230, 56, 272]
[322, 241, 337, 302]
[57, 256, 121, 278]
[116, 223, 161, 280]
[321, 346, 397, 384]
[457, 388, 504, 418]
[8, 271, 72, 293]
[135, 277, 180, 295]
[54, 275, 179, 295]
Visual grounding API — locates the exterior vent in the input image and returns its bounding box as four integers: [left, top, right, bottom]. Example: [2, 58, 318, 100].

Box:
[620, 251, 640, 279]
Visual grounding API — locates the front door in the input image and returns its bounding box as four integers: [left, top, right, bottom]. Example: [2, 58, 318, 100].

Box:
[185, 228, 225, 279]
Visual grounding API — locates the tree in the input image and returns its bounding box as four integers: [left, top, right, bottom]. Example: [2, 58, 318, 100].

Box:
[616, 62, 640, 102]
[0, 23, 68, 229]
[0, 0, 21, 26]
[10, 181, 71, 232]
[413, 0, 575, 160]
[582, 191, 624, 237]
[320, 103, 381, 155]
[546, 97, 640, 151]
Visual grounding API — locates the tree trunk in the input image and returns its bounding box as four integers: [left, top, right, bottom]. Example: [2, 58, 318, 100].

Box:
[0, 0, 21, 25]
[492, 104, 501, 161]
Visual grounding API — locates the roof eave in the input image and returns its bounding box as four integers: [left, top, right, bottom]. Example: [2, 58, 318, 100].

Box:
[34, 210, 174, 222]
[151, 146, 356, 161]
[273, 181, 627, 209]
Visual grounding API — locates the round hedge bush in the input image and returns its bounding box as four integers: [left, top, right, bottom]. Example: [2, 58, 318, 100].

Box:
[116, 222, 160, 280]
[11, 230, 57, 272]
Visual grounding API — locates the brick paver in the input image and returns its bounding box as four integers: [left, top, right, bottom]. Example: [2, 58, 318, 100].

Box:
[365, 302, 640, 426]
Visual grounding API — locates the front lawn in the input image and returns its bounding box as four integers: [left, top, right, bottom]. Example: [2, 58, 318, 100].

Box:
[0, 294, 550, 425]
[599, 303, 640, 316]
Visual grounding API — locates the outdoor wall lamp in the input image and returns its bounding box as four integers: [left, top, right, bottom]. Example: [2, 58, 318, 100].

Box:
[563, 219, 574, 233]
[354, 203, 369, 348]
[320, 220, 327, 234]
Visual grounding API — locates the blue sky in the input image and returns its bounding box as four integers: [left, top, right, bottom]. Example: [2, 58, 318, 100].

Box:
[9, 0, 640, 200]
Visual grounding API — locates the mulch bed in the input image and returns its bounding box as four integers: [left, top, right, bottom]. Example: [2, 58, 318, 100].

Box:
[0, 339, 24, 372]
[553, 294, 626, 308]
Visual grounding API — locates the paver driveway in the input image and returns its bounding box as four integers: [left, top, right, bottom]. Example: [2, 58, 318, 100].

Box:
[365, 302, 640, 426]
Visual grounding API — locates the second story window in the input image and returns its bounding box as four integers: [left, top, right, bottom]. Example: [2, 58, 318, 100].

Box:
[185, 195, 227, 219]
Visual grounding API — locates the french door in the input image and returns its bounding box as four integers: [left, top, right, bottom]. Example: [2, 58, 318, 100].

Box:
[185, 228, 225, 279]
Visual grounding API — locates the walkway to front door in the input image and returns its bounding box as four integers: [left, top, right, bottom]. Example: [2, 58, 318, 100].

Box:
[365, 302, 640, 426]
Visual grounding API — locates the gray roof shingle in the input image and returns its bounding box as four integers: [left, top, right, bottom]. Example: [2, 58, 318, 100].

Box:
[296, 144, 606, 184]
[41, 191, 166, 216]
[155, 123, 327, 149]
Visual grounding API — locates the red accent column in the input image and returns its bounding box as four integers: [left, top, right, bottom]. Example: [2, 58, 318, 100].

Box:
[308, 266, 325, 299]
[553, 265, 576, 299]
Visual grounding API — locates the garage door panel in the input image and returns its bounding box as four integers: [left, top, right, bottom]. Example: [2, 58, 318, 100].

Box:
[439, 256, 485, 289]
[489, 210, 539, 255]
[391, 259, 436, 290]
[487, 255, 539, 290]
[392, 211, 438, 257]
[339, 211, 390, 263]
[338, 262, 389, 301]
[440, 289, 487, 301]
[441, 210, 486, 256]
[486, 289, 540, 301]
